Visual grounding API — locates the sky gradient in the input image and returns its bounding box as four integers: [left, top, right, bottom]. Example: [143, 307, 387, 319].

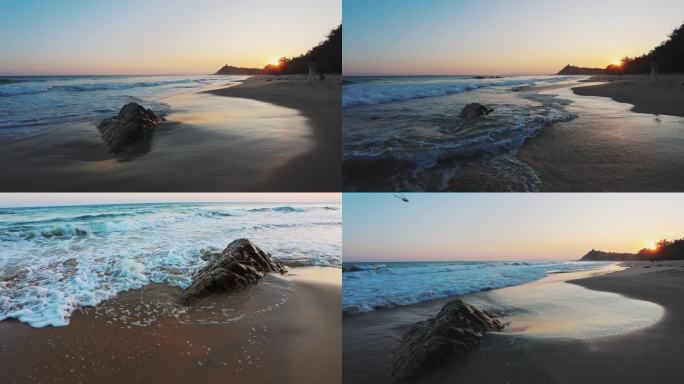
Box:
[0, 0, 340, 75]
[0, 193, 341, 208]
[343, 193, 684, 261]
[344, 0, 684, 75]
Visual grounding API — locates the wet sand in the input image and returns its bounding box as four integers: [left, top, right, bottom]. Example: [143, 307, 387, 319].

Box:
[518, 82, 684, 191]
[343, 262, 683, 384]
[573, 74, 684, 118]
[208, 75, 342, 191]
[0, 75, 340, 192]
[0, 266, 341, 384]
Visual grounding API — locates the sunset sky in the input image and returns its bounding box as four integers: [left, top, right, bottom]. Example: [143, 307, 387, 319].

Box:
[343, 194, 684, 261]
[0, 0, 340, 75]
[344, 0, 684, 75]
[0, 193, 341, 208]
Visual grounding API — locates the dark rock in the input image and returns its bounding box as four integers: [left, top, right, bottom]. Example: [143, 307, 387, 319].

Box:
[182, 239, 287, 303]
[342, 265, 363, 272]
[62, 258, 78, 268]
[391, 299, 503, 383]
[97, 103, 163, 153]
[460, 103, 492, 120]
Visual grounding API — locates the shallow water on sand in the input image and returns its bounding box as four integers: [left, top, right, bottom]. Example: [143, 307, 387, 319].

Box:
[519, 84, 684, 191]
[0, 82, 318, 191]
[469, 266, 665, 339]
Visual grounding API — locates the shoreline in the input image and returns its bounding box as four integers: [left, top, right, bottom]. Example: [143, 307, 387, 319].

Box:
[572, 74, 684, 118]
[0, 266, 341, 384]
[517, 80, 684, 192]
[207, 74, 342, 191]
[343, 261, 682, 383]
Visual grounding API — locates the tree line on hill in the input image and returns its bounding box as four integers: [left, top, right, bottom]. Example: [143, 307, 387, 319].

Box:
[215, 25, 341, 76]
[558, 21, 684, 75]
[581, 236, 684, 261]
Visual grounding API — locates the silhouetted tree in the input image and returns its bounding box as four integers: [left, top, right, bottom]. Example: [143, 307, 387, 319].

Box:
[622, 22, 684, 74]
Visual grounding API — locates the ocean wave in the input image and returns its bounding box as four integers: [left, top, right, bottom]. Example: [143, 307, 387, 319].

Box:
[196, 211, 236, 218]
[342, 76, 574, 108]
[343, 264, 387, 272]
[46, 78, 209, 93]
[342, 261, 611, 314]
[0, 217, 183, 242]
[251, 221, 342, 230]
[7, 212, 138, 226]
[246, 206, 306, 213]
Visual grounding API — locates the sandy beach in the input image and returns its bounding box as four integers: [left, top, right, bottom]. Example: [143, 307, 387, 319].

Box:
[0, 75, 341, 192]
[0, 266, 341, 384]
[517, 80, 684, 192]
[343, 262, 684, 384]
[573, 74, 684, 118]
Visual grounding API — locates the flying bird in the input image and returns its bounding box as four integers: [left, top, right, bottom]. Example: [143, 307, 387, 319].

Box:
[393, 193, 409, 203]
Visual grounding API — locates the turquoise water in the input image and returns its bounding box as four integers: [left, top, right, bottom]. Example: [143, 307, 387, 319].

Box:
[0, 202, 341, 327]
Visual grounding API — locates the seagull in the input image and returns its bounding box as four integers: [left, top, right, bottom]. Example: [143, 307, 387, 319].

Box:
[393, 193, 409, 203]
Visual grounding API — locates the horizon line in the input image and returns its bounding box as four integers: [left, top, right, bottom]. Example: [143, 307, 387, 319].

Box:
[0, 200, 342, 209]
[342, 257, 587, 263]
[342, 72, 559, 77]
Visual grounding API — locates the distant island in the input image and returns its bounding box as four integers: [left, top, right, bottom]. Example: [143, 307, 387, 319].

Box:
[581, 237, 684, 261]
[215, 24, 341, 76]
[558, 21, 684, 75]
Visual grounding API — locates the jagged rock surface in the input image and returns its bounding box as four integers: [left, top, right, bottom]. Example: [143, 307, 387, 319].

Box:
[391, 299, 503, 383]
[182, 239, 287, 303]
[97, 103, 163, 153]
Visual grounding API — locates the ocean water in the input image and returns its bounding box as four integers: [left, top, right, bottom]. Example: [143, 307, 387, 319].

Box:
[0, 202, 341, 327]
[0, 75, 245, 142]
[342, 75, 580, 191]
[342, 261, 612, 314]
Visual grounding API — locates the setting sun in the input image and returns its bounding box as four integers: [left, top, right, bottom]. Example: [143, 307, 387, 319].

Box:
[644, 241, 658, 250]
[269, 58, 281, 66]
[612, 58, 623, 66]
